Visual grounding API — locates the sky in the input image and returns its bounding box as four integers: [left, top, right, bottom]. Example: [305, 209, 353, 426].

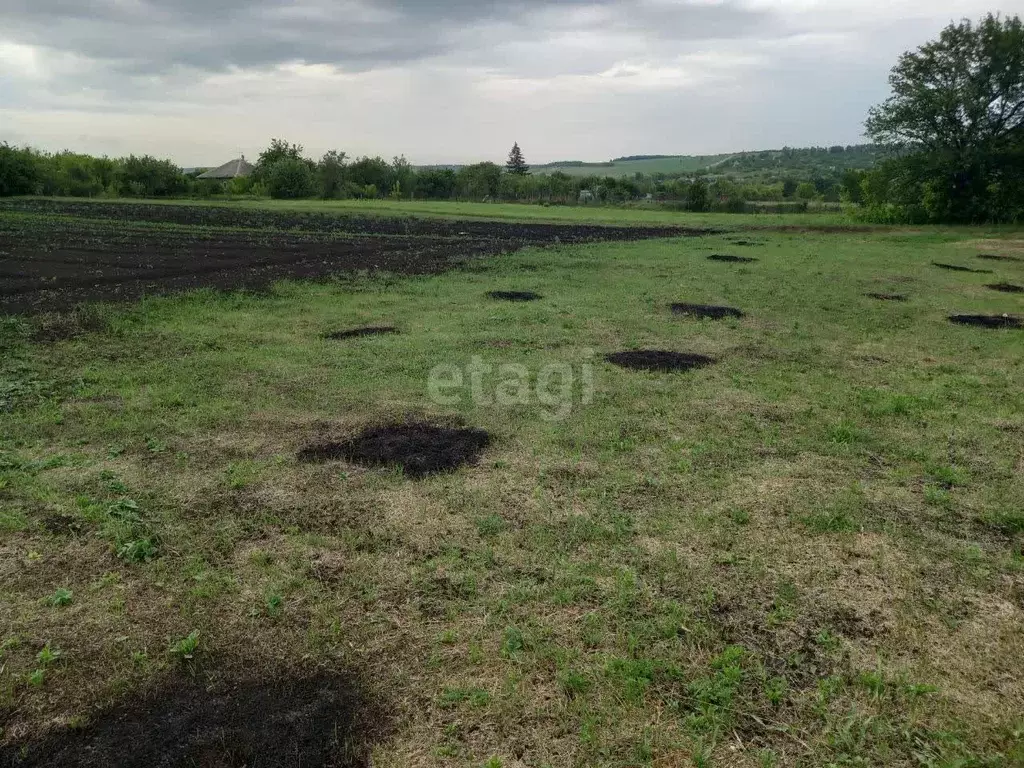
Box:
[1, 0, 1023, 166]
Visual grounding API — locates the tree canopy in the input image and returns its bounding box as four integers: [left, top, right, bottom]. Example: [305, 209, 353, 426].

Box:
[863, 13, 1024, 223]
[866, 14, 1024, 154]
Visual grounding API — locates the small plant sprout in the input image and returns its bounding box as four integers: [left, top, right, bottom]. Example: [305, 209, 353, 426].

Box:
[265, 593, 284, 618]
[47, 588, 73, 607]
[27, 669, 46, 687]
[169, 629, 201, 660]
[36, 644, 62, 665]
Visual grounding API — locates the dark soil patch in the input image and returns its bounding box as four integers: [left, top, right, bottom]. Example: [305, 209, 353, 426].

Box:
[40, 514, 85, 535]
[977, 253, 1022, 262]
[932, 262, 993, 274]
[986, 282, 1024, 294]
[865, 292, 908, 302]
[325, 326, 399, 340]
[0, 200, 710, 315]
[948, 314, 1023, 330]
[487, 290, 542, 302]
[708, 254, 757, 263]
[298, 421, 492, 478]
[671, 303, 744, 319]
[1, 672, 382, 768]
[727, 239, 761, 246]
[605, 350, 716, 372]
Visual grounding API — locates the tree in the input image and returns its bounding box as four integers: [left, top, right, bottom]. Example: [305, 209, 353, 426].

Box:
[347, 156, 393, 194]
[415, 168, 458, 199]
[266, 157, 315, 199]
[505, 142, 530, 176]
[686, 177, 710, 212]
[317, 150, 347, 199]
[0, 143, 40, 196]
[795, 182, 817, 200]
[865, 13, 1024, 222]
[457, 162, 503, 199]
[116, 155, 186, 197]
[254, 138, 308, 183]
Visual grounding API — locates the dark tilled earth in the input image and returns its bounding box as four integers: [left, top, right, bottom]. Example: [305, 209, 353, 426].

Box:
[0, 200, 706, 314]
[1, 671, 381, 768]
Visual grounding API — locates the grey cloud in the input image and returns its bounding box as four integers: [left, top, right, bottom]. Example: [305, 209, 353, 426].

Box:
[1, 0, 777, 76]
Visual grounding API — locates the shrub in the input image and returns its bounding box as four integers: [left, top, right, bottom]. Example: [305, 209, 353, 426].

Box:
[266, 158, 315, 199]
[0, 143, 40, 196]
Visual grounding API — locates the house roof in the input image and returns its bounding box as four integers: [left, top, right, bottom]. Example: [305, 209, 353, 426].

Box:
[197, 157, 255, 179]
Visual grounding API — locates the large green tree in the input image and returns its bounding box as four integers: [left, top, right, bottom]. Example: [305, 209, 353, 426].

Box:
[864, 13, 1024, 222]
[254, 138, 308, 183]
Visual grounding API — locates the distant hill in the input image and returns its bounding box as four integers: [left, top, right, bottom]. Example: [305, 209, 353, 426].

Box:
[531, 145, 882, 179]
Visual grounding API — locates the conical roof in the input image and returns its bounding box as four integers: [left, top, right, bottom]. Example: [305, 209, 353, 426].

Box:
[197, 157, 255, 179]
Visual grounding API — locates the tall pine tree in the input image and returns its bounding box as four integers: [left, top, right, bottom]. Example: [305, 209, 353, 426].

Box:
[505, 142, 530, 175]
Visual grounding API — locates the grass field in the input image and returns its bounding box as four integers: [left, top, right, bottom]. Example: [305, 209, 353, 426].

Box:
[6, 195, 869, 229]
[531, 155, 733, 178]
[1, 202, 1023, 766]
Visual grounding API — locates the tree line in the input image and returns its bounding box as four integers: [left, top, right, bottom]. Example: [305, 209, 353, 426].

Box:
[0, 138, 861, 212]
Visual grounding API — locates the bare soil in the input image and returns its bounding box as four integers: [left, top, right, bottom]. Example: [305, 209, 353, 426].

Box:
[325, 326, 400, 340]
[1, 671, 380, 768]
[0, 200, 702, 315]
[986, 282, 1024, 294]
[948, 314, 1024, 329]
[486, 291, 542, 302]
[605, 350, 716, 372]
[708, 254, 757, 263]
[932, 262, 993, 274]
[865, 293, 908, 302]
[670, 303, 744, 319]
[297, 421, 492, 478]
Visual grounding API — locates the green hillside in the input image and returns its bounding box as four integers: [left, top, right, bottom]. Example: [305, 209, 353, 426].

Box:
[532, 145, 882, 179]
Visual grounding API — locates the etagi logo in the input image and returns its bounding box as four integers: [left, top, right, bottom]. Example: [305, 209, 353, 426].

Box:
[427, 352, 596, 421]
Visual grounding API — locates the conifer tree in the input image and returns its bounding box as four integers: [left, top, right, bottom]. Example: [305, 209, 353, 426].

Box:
[505, 142, 530, 175]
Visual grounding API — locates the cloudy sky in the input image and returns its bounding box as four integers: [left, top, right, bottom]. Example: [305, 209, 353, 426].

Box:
[1, 0, 1022, 165]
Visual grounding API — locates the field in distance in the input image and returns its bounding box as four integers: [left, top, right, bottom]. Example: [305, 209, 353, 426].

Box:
[530, 145, 883, 178]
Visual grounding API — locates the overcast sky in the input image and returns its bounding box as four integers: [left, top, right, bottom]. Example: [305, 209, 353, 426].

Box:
[1, 0, 1022, 165]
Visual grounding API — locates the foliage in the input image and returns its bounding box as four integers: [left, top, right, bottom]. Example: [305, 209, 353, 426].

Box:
[117, 155, 187, 197]
[457, 162, 503, 199]
[506, 142, 530, 176]
[0, 143, 42, 196]
[864, 13, 1024, 223]
[267, 157, 316, 199]
[254, 138, 307, 183]
[315, 150, 347, 199]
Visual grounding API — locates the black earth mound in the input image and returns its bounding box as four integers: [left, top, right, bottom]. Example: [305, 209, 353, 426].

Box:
[605, 350, 716, 372]
[487, 291, 542, 302]
[932, 262, 993, 274]
[986, 282, 1024, 294]
[298, 422, 492, 478]
[865, 292, 908, 302]
[948, 314, 1023, 329]
[325, 326, 399, 340]
[1, 673, 379, 768]
[977, 253, 1022, 262]
[708, 254, 757, 263]
[671, 303, 745, 319]
[728, 240, 761, 246]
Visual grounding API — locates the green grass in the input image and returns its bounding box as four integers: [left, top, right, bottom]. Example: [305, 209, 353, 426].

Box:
[5, 193, 865, 228]
[1, 205, 1023, 765]
[532, 154, 735, 177]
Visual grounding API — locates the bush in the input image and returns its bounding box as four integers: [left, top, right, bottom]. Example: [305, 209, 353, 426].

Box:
[116, 155, 187, 197]
[266, 158, 315, 199]
[0, 144, 40, 196]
